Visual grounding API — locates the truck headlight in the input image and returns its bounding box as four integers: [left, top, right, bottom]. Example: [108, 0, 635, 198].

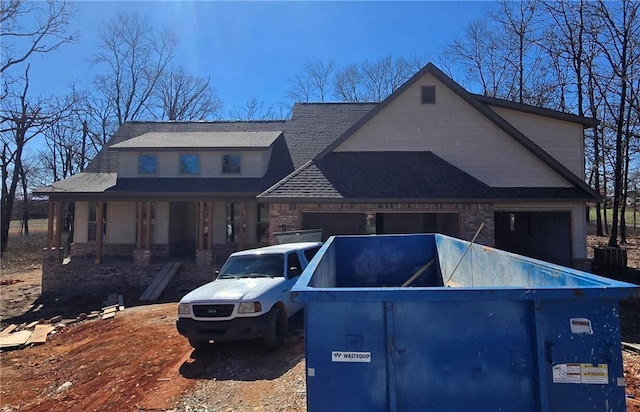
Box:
[238, 302, 262, 314]
[178, 303, 191, 315]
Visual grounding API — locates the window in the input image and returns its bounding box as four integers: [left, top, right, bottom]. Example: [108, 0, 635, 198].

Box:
[180, 154, 199, 175]
[138, 155, 157, 175]
[421, 85, 436, 104]
[304, 246, 321, 262]
[88, 202, 106, 242]
[222, 154, 241, 174]
[287, 253, 303, 278]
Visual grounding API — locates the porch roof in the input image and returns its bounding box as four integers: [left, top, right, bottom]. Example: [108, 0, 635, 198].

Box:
[34, 173, 117, 195]
[109, 131, 283, 150]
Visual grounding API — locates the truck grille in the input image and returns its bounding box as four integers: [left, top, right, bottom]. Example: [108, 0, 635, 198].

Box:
[192, 304, 234, 318]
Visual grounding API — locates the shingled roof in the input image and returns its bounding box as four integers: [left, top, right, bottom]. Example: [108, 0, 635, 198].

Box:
[258, 152, 596, 201]
[36, 103, 375, 197]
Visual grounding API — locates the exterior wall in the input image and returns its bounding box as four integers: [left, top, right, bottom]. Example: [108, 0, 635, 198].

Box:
[493, 201, 587, 260]
[490, 106, 586, 178]
[212, 201, 227, 244]
[335, 72, 570, 188]
[74, 202, 89, 243]
[155, 201, 170, 244]
[41, 259, 212, 298]
[107, 202, 136, 243]
[269, 202, 495, 247]
[118, 148, 270, 178]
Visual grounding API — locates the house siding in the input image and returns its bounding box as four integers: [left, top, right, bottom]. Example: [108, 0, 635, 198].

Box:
[118, 149, 270, 178]
[490, 106, 586, 178]
[335, 73, 570, 188]
[108, 202, 136, 243]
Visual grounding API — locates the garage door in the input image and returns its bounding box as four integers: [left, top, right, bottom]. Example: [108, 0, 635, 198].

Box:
[495, 211, 572, 266]
[302, 213, 369, 241]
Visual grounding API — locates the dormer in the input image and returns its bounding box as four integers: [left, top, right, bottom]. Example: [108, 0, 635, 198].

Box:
[109, 131, 283, 178]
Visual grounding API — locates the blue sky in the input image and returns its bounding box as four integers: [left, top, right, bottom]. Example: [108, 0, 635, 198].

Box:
[19, 1, 493, 114]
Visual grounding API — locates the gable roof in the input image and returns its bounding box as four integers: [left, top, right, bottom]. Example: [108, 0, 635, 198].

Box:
[36, 104, 375, 198]
[258, 151, 596, 201]
[315, 63, 600, 200]
[109, 131, 283, 150]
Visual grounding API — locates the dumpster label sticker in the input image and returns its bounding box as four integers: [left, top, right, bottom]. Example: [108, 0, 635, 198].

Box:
[552, 363, 608, 384]
[570, 318, 593, 334]
[332, 351, 371, 363]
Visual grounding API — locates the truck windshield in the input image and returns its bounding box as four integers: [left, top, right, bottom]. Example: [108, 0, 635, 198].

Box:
[217, 254, 284, 279]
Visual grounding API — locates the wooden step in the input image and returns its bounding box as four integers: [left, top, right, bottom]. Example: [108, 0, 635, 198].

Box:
[139, 262, 181, 301]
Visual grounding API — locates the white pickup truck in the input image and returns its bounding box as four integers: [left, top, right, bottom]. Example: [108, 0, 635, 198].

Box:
[176, 242, 322, 349]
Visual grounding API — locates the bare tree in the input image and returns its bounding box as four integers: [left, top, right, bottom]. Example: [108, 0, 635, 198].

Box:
[333, 63, 365, 102]
[288, 60, 335, 103]
[156, 66, 222, 121]
[92, 12, 176, 126]
[590, 0, 640, 247]
[228, 98, 285, 121]
[441, 20, 514, 97]
[0, 0, 76, 73]
[0, 66, 74, 252]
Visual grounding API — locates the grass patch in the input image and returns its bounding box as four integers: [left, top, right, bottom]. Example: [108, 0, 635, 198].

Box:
[2, 219, 48, 273]
[589, 207, 640, 227]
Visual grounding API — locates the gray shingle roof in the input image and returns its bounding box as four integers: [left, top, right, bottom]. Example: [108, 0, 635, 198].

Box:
[109, 131, 282, 150]
[37, 103, 374, 197]
[258, 151, 596, 201]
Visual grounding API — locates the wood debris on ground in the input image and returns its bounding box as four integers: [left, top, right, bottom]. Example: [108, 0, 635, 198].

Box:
[0, 293, 125, 349]
[100, 293, 125, 320]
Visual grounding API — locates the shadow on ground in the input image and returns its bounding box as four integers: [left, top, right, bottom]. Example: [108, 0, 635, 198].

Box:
[179, 312, 305, 381]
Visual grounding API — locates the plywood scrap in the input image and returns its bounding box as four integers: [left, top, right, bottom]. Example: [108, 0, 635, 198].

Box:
[0, 330, 32, 349]
[139, 262, 181, 301]
[25, 320, 40, 329]
[0, 324, 17, 336]
[25, 325, 55, 345]
[101, 311, 116, 320]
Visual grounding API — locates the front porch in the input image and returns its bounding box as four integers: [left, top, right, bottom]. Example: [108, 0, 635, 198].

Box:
[42, 198, 270, 296]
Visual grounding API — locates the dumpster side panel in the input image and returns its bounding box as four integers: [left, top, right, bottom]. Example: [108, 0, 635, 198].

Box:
[393, 300, 537, 412]
[305, 300, 389, 412]
[335, 235, 439, 287]
[536, 299, 627, 412]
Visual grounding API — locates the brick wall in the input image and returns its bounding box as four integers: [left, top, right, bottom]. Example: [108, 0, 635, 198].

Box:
[268, 202, 495, 246]
[41, 256, 214, 300]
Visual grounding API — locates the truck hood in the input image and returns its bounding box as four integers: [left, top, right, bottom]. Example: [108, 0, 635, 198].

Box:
[180, 277, 287, 303]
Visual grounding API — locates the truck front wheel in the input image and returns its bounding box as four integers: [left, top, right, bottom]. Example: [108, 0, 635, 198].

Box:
[263, 306, 287, 349]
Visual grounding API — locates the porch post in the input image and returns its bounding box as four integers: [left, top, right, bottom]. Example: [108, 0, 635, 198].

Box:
[207, 201, 214, 250]
[238, 201, 246, 250]
[55, 201, 63, 252]
[47, 200, 54, 249]
[95, 202, 104, 264]
[198, 201, 204, 251]
[145, 202, 151, 249]
[136, 201, 143, 249]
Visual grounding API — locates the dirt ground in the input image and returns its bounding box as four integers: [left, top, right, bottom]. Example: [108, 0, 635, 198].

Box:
[1, 232, 640, 411]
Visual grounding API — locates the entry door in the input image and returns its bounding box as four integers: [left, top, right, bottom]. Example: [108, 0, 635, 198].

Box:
[495, 211, 572, 266]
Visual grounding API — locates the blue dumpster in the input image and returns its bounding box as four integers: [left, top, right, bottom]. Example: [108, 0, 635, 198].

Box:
[292, 234, 639, 412]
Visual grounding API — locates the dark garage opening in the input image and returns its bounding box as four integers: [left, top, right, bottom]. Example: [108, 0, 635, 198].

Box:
[302, 212, 460, 241]
[494, 211, 572, 266]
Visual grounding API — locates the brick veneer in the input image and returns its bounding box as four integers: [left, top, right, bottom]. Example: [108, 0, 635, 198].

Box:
[268, 202, 495, 246]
